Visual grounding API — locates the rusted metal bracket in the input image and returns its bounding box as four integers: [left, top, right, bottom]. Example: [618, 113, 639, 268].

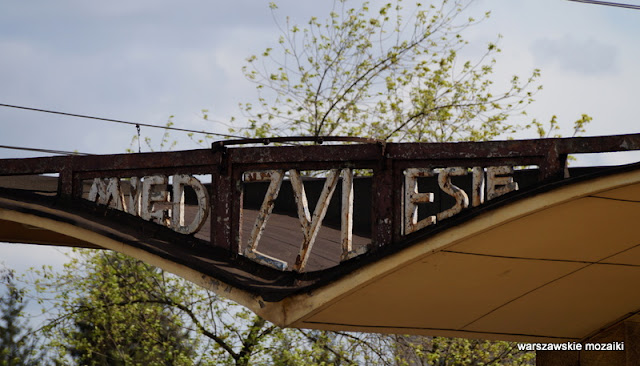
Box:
[212, 135, 381, 148]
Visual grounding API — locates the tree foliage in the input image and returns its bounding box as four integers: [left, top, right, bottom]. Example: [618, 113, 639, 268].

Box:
[0, 267, 42, 366]
[36, 250, 380, 365]
[31, 250, 534, 365]
[35, 252, 195, 365]
[236, 0, 542, 142]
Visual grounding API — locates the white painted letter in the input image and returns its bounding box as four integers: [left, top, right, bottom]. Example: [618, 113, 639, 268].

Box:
[437, 167, 469, 221]
[487, 166, 518, 200]
[290, 169, 340, 272]
[471, 167, 485, 207]
[171, 175, 210, 235]
[141, 175, 170, 224]
[244, 170, 287, 271]
[88, 178, 124, 210]
[341, 168, 354, 261]
[124, 177, 142, 216]
[404, 168, 436, 235]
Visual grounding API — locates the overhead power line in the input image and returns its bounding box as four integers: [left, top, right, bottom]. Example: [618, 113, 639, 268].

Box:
[0, 144, 92, 156]
[567, 0, 640, 10]
[0, 103, 244, 139]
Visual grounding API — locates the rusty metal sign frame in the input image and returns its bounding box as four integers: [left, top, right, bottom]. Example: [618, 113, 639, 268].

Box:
[2, 133, 640, 272]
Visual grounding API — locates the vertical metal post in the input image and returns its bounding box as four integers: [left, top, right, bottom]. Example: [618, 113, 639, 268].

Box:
[210, 146, 234, 253]
[229, 168, 244, 256]
[57, 156, 74, 198]
[371, 144, 394, 249]
[539, 140, 569, 181]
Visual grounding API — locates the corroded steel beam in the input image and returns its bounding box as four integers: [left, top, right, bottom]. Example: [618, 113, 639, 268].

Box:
[2, 133, 640, 272]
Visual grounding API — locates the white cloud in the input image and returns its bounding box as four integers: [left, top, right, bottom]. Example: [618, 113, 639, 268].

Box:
[531, 36, 618, 75]
[0, 0, 639, 153]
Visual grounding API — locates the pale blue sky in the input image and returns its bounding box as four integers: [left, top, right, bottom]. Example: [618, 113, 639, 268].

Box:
[1, 0, 640, 275]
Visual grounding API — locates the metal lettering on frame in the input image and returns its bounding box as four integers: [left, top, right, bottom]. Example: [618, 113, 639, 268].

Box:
[403, 166, 518, 235]
[88, 174, 209, 235]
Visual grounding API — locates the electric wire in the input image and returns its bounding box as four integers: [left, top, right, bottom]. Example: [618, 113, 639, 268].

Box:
[0, 145, 92, 156]
[566, 0, 640, 10]
[0, 103, 333, 149]
[0, 103, 245, 139]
